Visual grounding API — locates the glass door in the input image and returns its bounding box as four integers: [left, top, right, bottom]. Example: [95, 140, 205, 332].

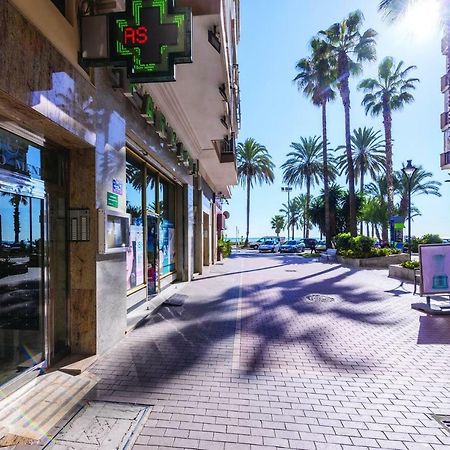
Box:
[0, 192, 45, 386]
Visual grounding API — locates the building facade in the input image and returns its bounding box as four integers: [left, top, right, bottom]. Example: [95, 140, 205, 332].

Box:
[0, 0, 239, 391]
[441, 25, 450, 169]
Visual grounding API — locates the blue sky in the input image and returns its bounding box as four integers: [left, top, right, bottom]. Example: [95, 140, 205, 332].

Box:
[226, 0, 448, 240]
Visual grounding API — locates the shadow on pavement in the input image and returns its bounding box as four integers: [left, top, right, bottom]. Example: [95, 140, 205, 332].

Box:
[89, 253, 407, 398]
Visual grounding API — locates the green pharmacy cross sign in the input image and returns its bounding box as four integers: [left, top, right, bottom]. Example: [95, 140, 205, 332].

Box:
[109, 0, 192, 82]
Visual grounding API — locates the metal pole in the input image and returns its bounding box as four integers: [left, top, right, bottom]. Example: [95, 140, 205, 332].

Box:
[408, 178, 412, 260]
[287, 189, 290, 241]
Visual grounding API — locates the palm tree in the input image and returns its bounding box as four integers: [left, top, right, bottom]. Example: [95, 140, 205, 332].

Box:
[293, 38, 336, 247]
[270, 215, 285, 240]
[366, 174, 390, 240]
[335, 127, 386, 233]
[360, 196, 387, 240]
[336, 127, 386, 194]
[237, 138, 275, 247]
[378, 0, 416, 21]
[359, 57, 419, 231]
[319, 10, 377, 236]
[281, 136, 323, 238]
[395, 166, 441, 218]
[279, 196, 304, 240]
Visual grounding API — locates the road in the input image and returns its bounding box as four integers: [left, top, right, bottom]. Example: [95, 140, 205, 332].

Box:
[89, 251, 450, 449]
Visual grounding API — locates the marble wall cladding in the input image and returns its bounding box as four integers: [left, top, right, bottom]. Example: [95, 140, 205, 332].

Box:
[0, 2, 96, 146]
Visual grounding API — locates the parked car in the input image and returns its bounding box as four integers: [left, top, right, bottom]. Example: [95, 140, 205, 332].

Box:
[316, 240, 326, 252]
[258, 240, 280, 253]
[249, 238, 264, 250]
[280, 240, 304, 253]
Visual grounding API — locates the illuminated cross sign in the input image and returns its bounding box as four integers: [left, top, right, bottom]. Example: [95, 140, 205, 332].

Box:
[109, 0, 192, 82]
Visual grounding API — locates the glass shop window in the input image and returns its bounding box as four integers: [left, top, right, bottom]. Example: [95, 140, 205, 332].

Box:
[146, 170, 157, 214]
[159, 179, 176, 275]
[126, 155, 145, 290]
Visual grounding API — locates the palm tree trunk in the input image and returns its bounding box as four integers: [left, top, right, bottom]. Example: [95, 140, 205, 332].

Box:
[360, 172, 364, 235]
[13, 201, 20, 244]
[366, 222, 369, 237]
[374, 224, 381, 241]
[340, 78, 357, 236]
[245, 175, 250, 247]
[321, 102, 332, 248]
[306, 178, 311, 239]
[383, 100, 394, 242]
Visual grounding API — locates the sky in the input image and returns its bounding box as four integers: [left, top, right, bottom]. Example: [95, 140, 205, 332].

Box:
[226, 0, 449, 241]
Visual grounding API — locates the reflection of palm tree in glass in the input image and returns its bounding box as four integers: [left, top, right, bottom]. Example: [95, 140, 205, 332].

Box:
[2, 193, 28, 243]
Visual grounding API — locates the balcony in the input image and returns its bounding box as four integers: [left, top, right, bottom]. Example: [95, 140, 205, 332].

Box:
[213, 137, 236, 164]
[442, 74, 449, 93]
[440, 151, 450, 169]
[441, 111, 450, 130]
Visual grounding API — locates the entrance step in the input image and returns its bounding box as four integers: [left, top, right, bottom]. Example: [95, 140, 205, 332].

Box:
[53, 354, 97, 376]
[0, 371, 97, 445]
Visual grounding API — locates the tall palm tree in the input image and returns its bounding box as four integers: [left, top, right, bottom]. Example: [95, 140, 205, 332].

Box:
[359, 57, 419, 233]
[293, 38, 336, 247]
[395, 166, 441, 218]
[270, 215, 285, 240]
[3, 194, 29, 244]
[279, 196, 304, 240]
[319, 10, 377, 236]
[237, 138, 275, 247]
[281, 136, 323, 239]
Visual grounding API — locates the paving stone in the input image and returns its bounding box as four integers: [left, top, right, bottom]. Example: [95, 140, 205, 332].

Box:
[34, 254, 450, 450]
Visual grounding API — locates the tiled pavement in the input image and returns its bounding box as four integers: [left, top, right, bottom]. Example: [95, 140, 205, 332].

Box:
[88, 251, 450, 449]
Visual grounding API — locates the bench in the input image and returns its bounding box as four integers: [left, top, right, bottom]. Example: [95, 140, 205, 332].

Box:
[320, 249, 337, 263]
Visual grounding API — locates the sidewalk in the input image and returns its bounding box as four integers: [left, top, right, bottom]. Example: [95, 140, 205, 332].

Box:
[61, 253, 450, 448]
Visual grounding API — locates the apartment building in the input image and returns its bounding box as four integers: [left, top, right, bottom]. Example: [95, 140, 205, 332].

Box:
[0, 0, 240, 392]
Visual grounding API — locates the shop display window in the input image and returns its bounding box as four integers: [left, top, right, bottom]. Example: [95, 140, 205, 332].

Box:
[126, 155, 145, 290]
[159, 179, 176, 275]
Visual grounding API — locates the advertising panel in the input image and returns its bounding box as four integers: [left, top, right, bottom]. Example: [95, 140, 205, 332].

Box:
[419, 244, 450, 295]
[127, 223, 144, 289]
[159, 219, 175, 275]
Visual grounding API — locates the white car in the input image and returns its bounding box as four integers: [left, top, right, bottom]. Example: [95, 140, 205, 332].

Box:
[258, 240, 280, 253]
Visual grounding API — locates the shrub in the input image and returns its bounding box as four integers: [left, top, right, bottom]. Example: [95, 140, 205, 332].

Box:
[410, 234, 442, 253]
[218, 238, 232, 258]
[336, 233, 399, 259]
[401, 260, 420, 270]
[335, 233, 352, 252]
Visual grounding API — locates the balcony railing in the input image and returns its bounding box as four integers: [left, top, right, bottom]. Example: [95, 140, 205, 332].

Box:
[442, 35, 449, 55]
[440, 151, 450, 169]
[442, 74, 449, 93]
[441, 111, 450, 130]
[213, 136, 236, 164]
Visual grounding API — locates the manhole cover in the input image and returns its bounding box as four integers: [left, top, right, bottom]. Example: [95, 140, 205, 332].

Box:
[45, 401, 151, 449]
[431, 414, 450, 433]
[304, 294, 335, 303]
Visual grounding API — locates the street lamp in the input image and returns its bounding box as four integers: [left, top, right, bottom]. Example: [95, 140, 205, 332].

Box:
[281, 186, 292, 240]
[401, 160, 417, 260]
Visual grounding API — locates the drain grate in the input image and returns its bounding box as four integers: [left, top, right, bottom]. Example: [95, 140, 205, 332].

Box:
[431, 414, 450, 433]
[285, 269, 297, 272]
[44, 401, 151, 449]
[304, 294, 336, 303]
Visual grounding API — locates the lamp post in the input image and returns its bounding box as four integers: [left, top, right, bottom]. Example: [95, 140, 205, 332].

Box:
[401, 160, 417, 260]
[281, 186, 292, 241]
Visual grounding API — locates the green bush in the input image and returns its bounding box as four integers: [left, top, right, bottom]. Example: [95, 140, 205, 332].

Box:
[410, 234, 442, 253]
[335, 233, 352, 252]
[336, 233, 399, 259]
[401, 260, 420, 269]
[218, 238, 232, 258]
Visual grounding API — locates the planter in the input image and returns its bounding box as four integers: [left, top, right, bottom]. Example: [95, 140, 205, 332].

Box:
[388, 264, 416, 282]
[337, 253, 408, 268]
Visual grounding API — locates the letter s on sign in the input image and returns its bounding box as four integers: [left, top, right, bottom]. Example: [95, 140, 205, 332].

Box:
[136, 26, 148, 44]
